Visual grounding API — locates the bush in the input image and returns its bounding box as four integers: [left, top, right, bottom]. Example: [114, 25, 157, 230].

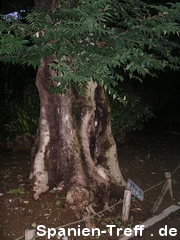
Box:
[110, 93, 154, 142]
[0, 96, 39, 150]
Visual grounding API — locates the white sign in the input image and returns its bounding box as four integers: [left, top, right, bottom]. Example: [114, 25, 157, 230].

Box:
[126, 179, 144, 201]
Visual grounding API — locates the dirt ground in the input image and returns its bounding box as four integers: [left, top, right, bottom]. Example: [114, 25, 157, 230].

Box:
[0, 122, 179, 240]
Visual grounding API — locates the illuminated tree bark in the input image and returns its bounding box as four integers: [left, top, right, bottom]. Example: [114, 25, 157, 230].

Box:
[29, 0, 125, 226]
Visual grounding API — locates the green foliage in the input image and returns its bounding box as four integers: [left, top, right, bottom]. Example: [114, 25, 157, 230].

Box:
[0, 0, 179, 95]
[110, 93, 154, 140]
[8, 187, 25, 195]
[0, 62, 36, 105]
[55, 200, 61, 206]
[5, 96, 39, 137]
[0, 0, 179, 142]
[0, 96, 39, 149]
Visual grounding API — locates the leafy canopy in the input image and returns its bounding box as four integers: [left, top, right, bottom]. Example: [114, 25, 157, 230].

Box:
[0, 0, 180, 95]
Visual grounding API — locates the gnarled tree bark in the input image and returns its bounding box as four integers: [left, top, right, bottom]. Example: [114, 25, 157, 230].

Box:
[29, 55, 125, 225]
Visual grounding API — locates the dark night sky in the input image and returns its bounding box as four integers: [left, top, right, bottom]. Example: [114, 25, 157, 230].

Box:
[0, 0, 34, 14]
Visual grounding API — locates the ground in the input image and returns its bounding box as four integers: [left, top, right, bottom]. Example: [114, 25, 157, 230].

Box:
[0, 121, 179, 240]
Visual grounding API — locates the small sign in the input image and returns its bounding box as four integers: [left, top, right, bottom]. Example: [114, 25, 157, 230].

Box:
[126, 179, 144, 201]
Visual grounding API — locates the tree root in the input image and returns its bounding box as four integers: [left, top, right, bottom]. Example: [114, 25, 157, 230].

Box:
[83, 211, 96, 230]
[86, 203, 101, 217]
[103, 202, 112, 212]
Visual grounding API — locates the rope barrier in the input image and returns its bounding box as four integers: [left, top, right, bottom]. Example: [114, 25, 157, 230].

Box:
[144, 180, 166, 193]
[144, 162, 180, 194]
[14, 162, 180, 240]
[171, 163, 180, 176]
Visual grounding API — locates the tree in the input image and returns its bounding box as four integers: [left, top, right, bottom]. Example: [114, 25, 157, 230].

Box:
[0, 0, 180, 226]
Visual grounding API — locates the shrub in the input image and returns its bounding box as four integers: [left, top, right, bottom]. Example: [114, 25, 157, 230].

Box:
[110, 92, 154, 142]
[0, 95, 39, 150]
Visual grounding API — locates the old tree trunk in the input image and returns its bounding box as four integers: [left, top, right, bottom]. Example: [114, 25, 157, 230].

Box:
[29, 56, 125, 223]
[29, 0, 126, 226]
